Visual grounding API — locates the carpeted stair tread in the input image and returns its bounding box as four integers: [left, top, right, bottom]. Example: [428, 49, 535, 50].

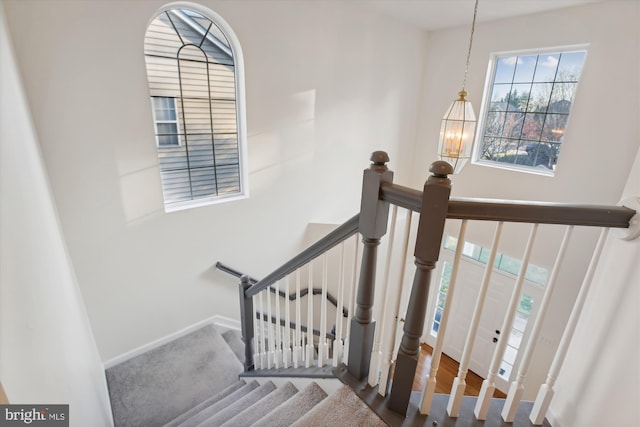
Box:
[163, 380, 246, 427]
[196, 381, 277, 426]
[250, 382, 327, 427]
[291, 384, 387, 427]
[222, 329, 245, 363]
[220, 381, 298, 427]
[178, 380, 259, 427]
[106, 324, 244, 427]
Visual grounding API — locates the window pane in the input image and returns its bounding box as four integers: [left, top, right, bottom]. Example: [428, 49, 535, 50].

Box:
[533, 54, 560, 82]
[556, 51, 586, 81]
[494, 56, 517, 83]
[490, 84, 512, 107]
[513, 55, 537, 83]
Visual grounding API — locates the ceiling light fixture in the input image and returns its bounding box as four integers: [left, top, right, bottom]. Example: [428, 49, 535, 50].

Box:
[438, 0, 479, 174]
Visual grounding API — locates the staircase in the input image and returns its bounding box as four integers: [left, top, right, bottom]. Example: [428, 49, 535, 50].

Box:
[105, 324, 387, 427]
[105, 152, 636, 427]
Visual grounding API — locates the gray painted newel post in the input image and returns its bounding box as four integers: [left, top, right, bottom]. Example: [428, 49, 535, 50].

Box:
[347, 151, 394, 380]
[388, 161, 453, 415]
[238, 275, 255, 371]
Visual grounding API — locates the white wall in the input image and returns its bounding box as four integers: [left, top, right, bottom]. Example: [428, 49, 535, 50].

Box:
[0, 3, 113, 425]
[2, 0, 427, 360]
[549, 146, 640, 426]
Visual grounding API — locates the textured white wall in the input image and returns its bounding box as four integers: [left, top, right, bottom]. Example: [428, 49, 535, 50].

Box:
[2, 0, 426, 360]
[0, 3, 113, 425]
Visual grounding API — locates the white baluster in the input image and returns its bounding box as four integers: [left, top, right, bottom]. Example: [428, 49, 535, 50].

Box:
[369, 205, 398, 387]
[306, 261, 315, 367]
[318, 254, 329, 366]
[333, 242, 346, 367]
[343, 235, 360, 363]
[448, 222, 504, 417]
[529, 228, 610, 425]
[258, 291, 267, 369]
[421, 220, 468, 413]
[252, 294, 260, 369]
[266, 285, 275, 369]
[379, 209, 414, 396]
[501, 226, 573, 422]
[274, 281, 283, 368]
[475, 224, 538, 420]
[294, 269, 302, 368]
[283, 276, 292, 368]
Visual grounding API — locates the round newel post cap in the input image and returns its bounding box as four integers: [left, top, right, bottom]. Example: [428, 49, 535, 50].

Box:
[240, 275, 250, 285]
[370, 151, 390, 165]
[429, 161, 454, 177]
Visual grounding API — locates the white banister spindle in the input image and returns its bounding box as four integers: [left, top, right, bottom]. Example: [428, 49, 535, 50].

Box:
[252, 294, 260, 369]
[421, 220, 468, 413]
[529, 228, 610, 425]
[258, 291, 267, 369]
[475, 224, 539, 420]
[274, 281, 283, 368]
[283, 276, 292, 368]
[306, 262, 315, 367]
[369, 205, 398, 387]
[501, 226, 574, 422]
[266, 286, 275, 369]
[333, 242, 346, 367]
[318, 254, 329, 366]
[294, 269, 302, 368]
[343, 236, 360, 363]
[448, 222, 504, 417]
[379, 209, 414, 396]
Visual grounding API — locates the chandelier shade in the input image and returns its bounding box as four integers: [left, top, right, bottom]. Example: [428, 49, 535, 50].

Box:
[437, 0, 479, 174]
[438, 90, 476, 174]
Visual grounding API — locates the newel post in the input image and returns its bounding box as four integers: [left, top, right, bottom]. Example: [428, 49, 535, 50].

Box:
[238, 275, 255, 371]
[388, 161, 453, 414]
[347, 151, 394, 380]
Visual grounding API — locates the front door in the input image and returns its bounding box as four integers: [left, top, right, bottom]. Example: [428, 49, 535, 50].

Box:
[424, 249, 544, 393]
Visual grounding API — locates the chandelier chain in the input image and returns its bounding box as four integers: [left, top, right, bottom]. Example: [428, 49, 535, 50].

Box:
[462, 0, 479, 92]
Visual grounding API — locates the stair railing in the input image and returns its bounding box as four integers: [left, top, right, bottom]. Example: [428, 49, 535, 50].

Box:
[231, 150, 636, 424]
[364, 162, 635, 421]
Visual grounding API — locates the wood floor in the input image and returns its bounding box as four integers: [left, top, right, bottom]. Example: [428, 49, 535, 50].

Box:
[411, 343, 506, 398]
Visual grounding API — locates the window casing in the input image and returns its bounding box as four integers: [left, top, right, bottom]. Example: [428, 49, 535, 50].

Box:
[473, 47, 587, 175]
[144, 6, 248, 212]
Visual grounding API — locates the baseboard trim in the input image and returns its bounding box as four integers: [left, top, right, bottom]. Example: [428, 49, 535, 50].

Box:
[103, 315, 240, 369]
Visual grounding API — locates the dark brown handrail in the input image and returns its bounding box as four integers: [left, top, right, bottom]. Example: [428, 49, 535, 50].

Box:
[380, 182, 635, 228]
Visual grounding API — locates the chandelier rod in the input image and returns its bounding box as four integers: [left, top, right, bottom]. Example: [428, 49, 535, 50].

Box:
[462, 0, 480, 92]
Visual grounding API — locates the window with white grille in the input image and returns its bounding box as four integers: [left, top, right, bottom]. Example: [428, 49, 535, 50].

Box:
[144, 7, 247, 212]
[473, 47, 586, 175]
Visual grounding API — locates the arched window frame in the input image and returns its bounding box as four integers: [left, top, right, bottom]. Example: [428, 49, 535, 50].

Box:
[146, 2, 249, 212]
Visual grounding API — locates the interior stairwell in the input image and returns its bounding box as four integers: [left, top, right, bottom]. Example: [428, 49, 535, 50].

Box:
[105, 323, 387, 427]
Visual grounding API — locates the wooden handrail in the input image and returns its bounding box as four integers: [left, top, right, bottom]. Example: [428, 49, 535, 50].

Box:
[216, 262, 348, 317]
[245, 214, 360, 298]
[380, 182, 635, 228]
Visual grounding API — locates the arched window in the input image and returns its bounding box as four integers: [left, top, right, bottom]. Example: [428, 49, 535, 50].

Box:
[144, 5, 247, 212]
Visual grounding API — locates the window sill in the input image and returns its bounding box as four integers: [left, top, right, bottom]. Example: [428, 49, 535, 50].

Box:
[164, 191, 249, 213]
[472, 159, 556, 177]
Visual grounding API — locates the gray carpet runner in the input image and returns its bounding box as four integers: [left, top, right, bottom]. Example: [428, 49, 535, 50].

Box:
[106, 324, 388, 427]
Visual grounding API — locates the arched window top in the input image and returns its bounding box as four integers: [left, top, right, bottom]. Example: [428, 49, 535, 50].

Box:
[144, 4, 247, 212]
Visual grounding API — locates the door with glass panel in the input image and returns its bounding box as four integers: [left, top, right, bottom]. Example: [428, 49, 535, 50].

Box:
[425, 237, 545, 392]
